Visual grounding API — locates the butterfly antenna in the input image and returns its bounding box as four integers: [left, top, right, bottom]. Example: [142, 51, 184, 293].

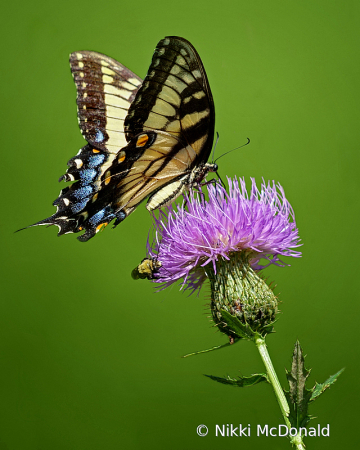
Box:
[211, 132, 220, 163]
[214, 137, 250, 164]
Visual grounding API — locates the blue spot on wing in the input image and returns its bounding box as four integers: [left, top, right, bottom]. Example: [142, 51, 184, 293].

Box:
[80, 169, 97, 184]
[89, 207, 116, 226]
[71, 198, 89, 213]
[73, 186, 93, 199]
[89, 208, 106, 225]
[88, 154, 105, 168]
[95, 130, 104, 143]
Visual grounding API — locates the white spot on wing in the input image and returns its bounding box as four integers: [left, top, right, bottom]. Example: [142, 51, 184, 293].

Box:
[194, 91, 206, 99]
[104, 93, 131, 109]
[104, 84, 132, 100]
[106, 117, 124, 131]
[106, 130, 127, 149]
[164, 119, 181, 134]
[128, 77, 141, 86]
[144, 112, 169, 130]
[164, 75, 187, 93]
[152, 98, 176, 117]
[180, 71, 196, 85]
[158, 85, 181, 107]
[106, 105, 127, 119]
[74, 159, 83, 168]
[121, 81, 138, 91]
[176, 55, 187, 66]
[102, 75, 113, 84]
[101, 66, 115, 76]
[170, 65, 181, 75]
[182, 109, 209, 130]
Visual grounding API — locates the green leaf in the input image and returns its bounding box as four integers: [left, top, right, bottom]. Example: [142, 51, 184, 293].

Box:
[205, 373, 268, 387]
[220, 309, 256, 340]
[285, 340, 313, 428]
[310, 368, 345, 401]
[182, 339, 240, 358]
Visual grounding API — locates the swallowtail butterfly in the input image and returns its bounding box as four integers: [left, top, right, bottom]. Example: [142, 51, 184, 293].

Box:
[27, 36, 216, 241]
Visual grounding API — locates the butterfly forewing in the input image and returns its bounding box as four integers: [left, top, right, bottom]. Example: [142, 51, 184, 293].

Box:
[113, 36, 215, 213]
[125, 36, 215, 165]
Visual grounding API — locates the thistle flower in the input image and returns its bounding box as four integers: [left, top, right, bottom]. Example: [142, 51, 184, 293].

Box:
[146, 177, 301, 337]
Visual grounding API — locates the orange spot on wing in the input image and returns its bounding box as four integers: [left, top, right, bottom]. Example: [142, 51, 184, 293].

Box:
[96, 222, 108, 233]
[78, 227, 83, 231]
[93, 149, 100, 153]
[136, 134, 149, 147]
[118, 151, 126, 163]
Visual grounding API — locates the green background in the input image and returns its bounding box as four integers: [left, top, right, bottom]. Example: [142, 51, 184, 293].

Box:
[1, 0, 359, 448]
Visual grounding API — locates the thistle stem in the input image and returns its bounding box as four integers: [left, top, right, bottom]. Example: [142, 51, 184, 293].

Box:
[254, 334, 305, 450]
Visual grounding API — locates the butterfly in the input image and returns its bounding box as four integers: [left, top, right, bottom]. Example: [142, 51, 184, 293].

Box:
[26, 36, 217, 241]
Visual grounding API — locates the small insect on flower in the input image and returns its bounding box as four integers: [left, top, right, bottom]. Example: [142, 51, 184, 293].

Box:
[131, 257, 162, 280]
[141, 177, 302, 338]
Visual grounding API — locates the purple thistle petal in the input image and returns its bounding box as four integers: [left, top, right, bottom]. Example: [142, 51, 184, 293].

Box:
[147, 177, 301, 293]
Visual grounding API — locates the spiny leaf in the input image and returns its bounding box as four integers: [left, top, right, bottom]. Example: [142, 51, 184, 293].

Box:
[220, 309, 256, 340]
[182, 339, 240, 358]
[310, 368, 345, 401]
[285, 340, 312, 428]
[205, 373, 268, 387]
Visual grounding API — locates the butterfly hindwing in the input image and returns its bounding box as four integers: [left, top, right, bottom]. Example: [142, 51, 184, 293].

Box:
[70, 51, 142, 153]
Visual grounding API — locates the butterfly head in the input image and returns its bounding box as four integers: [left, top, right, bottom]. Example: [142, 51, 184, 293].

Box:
[190, 162, 218, 186]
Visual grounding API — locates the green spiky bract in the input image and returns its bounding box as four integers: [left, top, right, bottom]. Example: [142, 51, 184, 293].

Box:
[208, 252, 278, 339]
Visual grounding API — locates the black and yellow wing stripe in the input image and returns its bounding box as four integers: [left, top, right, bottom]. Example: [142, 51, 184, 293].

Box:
[25, 36, 216, 241]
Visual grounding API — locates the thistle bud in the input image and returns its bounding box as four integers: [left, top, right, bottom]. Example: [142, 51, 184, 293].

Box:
[208, 251, 278, 339]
